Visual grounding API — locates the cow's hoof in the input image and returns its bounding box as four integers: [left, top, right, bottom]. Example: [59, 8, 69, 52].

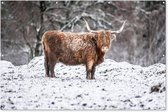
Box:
[51, 75, 55, 78]
[86, 76, 91, 80]
[91, 77, 95, 80]
[86, 77, 95, 80]
[45, 74, 49, 77]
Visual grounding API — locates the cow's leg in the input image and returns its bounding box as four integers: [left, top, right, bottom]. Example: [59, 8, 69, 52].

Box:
[49, 62, 56, 78]
[44, 50, 50, 77]
[86, 60, 94, 80]
[44, 56, 49, 77]
[86, 69, 91, 79]
[48, 53, 56, 78]
[91, 65, 96, 79]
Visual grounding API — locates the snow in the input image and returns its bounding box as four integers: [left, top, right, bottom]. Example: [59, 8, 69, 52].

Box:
[0, 56, 166, 110]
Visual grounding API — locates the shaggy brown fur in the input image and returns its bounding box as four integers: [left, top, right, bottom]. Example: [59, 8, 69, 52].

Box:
[42, 21, 126, 79]
[42, 30, 116, 79]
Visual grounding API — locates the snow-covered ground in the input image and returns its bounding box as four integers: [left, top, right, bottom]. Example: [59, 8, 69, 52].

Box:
[0, 56, 166, 110]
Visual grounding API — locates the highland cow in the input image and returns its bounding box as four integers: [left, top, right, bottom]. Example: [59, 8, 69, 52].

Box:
[42, 19, 126, 79]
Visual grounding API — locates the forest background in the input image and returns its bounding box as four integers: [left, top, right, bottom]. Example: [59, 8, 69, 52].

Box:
[1, 1, 166, 66]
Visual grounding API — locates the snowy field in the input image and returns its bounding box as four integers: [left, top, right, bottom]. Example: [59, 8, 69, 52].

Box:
[0, 56, 166, 110]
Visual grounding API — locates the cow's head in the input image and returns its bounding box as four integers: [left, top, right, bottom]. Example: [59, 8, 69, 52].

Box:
[84, 19, 126, 53]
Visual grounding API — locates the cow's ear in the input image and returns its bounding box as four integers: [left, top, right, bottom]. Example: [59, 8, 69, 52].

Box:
[91, 36, 98, 47]
[91, 33, 98, 42]
[92, 36, 96, 41]
[111, 34, 116, 41]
